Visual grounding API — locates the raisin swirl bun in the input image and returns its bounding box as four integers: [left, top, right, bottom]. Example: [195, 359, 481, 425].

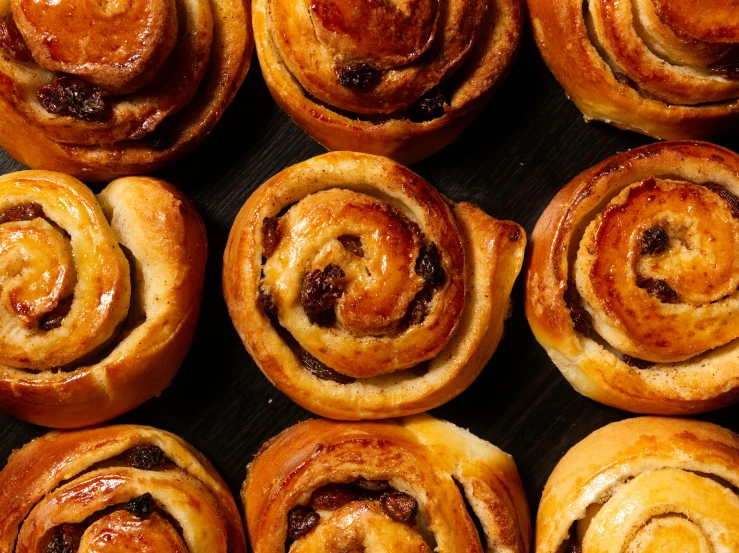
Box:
[223, 152, 526, 419]
[526, 141, 739, 415]
[0, 0, 252, 181]
[0, 170, 207, 428]
[527, 0, 739, 139]
[244, 415, 531, 553]
[537, 417, 739, 553]
[252, 0, 522, 163]
[0, 425, 245, 553]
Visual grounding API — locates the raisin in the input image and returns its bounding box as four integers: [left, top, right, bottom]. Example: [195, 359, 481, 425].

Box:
[639, 226, 669, 255]
[701, 182, 739, 219]
[622, 355, 655, 369]
[409, 89, 447, 122]
[125, 445, 165, 470]
[0, 15, 31, 62]
[46, 524, 82, 553]
[37, 76, 107, 122]
[310, 484, 357, 510]
[401, 287, 433, 328]
[39, 296, 73, 331]
[335, 61, 379, 89]
[613, 72, 637, 88]
[262, 217, 282, 258]
[379, 492, 418, 524]
[126, 493, 155, 519]
[301, 264, 346, 327]
[565, 543, 582, 553]
[0, 203, 44, 224]
[299, 350, 356, 384]
[640, 278, 678, 304]
[709, 48, 739, 80]
[287, 505, 320, 540]
[564, 287, 593, 338]
[355, 478, 390, 491]
[415, 243, 445, 288]
[337, 234, 364, 257]
[258, 286, 278, 315]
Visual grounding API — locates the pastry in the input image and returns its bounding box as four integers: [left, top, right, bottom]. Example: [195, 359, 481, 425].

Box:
[0, 170, 207, 427]
[527, 0, 739, 139]
[537, 417, 739, 553]
[244, 415, 531, 553]
[526, 141, 739, 414]
[0, 0, 252, 181]
[0, 425, 245, 553]
[223, 152, 526, 419]
[252, 0, 522, 163]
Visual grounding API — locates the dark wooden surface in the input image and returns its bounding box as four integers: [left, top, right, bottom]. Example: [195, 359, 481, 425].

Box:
[1, 30, 738, 530]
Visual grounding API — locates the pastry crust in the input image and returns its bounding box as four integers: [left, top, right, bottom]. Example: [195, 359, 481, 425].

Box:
[536, 417, 739, 553]
[0, 170, 207, 427]
[223, 151, 526, 419]
[527, 0, 739, 139]
[526, 141, 739, 414]
[0, 425, 246, 553]
[252, 0, 522, 164]
[0, 0, 252, 181]
[244, 415, 531, 553]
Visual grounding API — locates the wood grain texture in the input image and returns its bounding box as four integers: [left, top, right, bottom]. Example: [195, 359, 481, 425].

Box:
[0, 32, 737, 526]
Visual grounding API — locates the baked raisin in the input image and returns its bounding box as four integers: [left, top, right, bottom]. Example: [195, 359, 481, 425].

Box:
[125, 445, 165, 470]
[0, 203, 44, 224]
[709, 48, 739, 80]
[301, 264, 345, 327]
[258, 286, 278, 315]
[46, 525, 82, 553]
[402, 287, 433, 328]
[622, 355, 654, 369]
[415, 243, 445, 288]
[409, 89, 447, 122]
[639, 278, 678, 304]
[37, 76, 107, 122]
[310, 484, 357, 510]
[299, 350, 356, 384]
[565, 543, 582, 553]
[126, 493, 155, 519]
[287, 505, 320, 540]
[0, 15, 32, 62]
[262, 217, 282, 258]
[613, 72, 637, 88]
[335, 61, 379, 89]
[701, 182, 739, 219]
[564, 287, 593, 338]
[337, 234, 364, 257]
[639, 226, 669, 255]
[379, 492, 418, 524]
[39, 296, 73, 331]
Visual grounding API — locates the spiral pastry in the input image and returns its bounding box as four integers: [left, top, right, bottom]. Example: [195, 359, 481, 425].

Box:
[527, 0, 739, 139]
[244, 415, 530, 553]
[0, 0, 252, 181]
[537, 417, 739, 553]
[0, 425, 245, 553]
[0, 170, 207, 428]
[252, 0, 522, 163]
[223, 152, 526, 419]
[525, 141, 739, 414]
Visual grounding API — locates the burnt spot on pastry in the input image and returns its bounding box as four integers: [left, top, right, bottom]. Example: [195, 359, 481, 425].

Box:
[37, 76, 107, 122]
[46, 524, 83, 553]
[409, 89, 447, 122]
[38, 296, 74, 331]
[639, 278, 678, 304]
[639, 225, 669, 255]
[299, 350, 356, 384]
[0, 202, 45, 224]
[301, 264, 346, 327]
[310, 484, 358, 510]
[126, 493, 155, 520]
[334, 61, 380, 89]
[621, 355, 655, 369]
[257, 285, 278, 315]
[287, 505, 320, 540]
[700, 182, 739, 219]
[0, 15, 32, 62]
[262, 217, 282, 258]
[337, 234, 364, 257]
[709, 48, 739, 80]
[564, 287, 593, 338]
[125, 445, 165, 470]
[379, 492, 418, 524]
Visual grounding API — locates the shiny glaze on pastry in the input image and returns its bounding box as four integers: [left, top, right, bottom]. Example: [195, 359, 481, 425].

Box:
[224, 152, 526, 419]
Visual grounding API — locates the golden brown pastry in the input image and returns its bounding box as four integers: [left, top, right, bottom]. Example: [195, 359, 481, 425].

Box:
[527, 0, 739, 139]
[252, 0, 522, 164]
[537, 417, 739, 553]
[0, 0, 252, 181]
[244, 415, 531, 553]
[223, 152, 526, 419]
[0, 170, 207, 427]
[0, 425, 245, 553]
[526, 141, 739, 415]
